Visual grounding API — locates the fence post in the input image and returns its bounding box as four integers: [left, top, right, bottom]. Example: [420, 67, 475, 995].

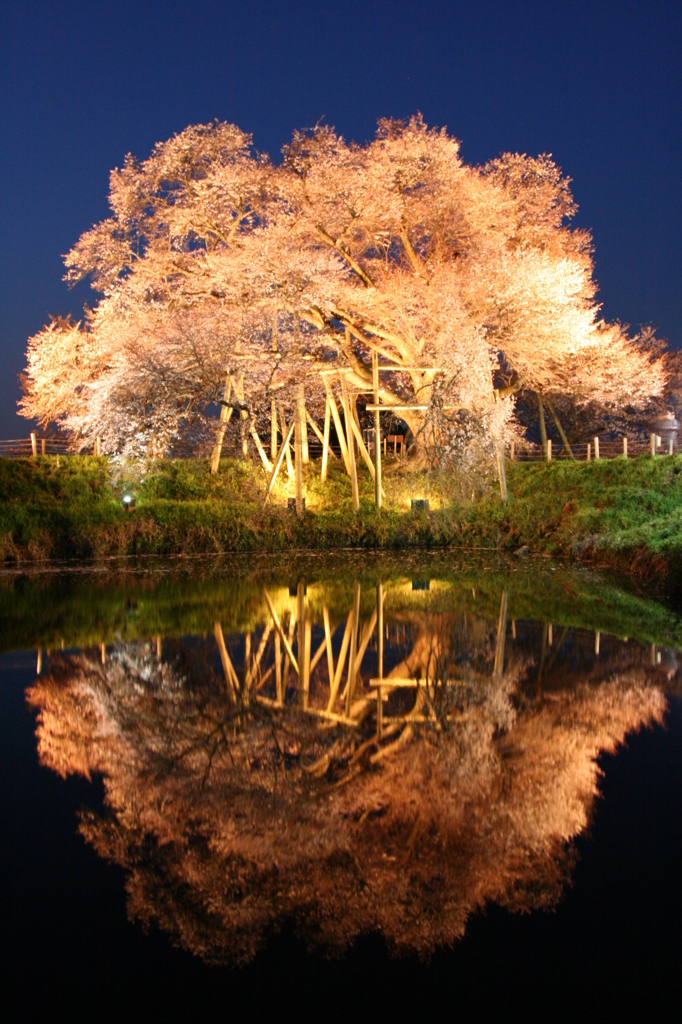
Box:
[669, 439, 674, 456]
[30, 432, 37, 456]
[41, 438, 45, 456]
[594, 436, 600, 460]
[546, 438, 552, 462]
[623, 437, 628, 457]
[510, 440, 515, 461]
[587, 442, 591, 461]
[651, 433, 656, 457]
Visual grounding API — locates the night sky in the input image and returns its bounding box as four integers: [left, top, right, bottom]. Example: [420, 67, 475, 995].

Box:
[1, 0, 680, 438]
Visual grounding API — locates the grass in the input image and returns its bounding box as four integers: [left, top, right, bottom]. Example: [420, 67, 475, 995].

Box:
[2, 453, 682, 582]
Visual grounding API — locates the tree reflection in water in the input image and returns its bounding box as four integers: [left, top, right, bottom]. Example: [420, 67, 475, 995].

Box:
[27, 581, 667, 964]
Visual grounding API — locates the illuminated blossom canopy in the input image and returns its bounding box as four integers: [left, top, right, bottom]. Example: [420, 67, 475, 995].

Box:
[21, 117, 664, 457]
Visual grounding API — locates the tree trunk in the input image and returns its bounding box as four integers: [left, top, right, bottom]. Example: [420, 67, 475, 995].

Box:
[210, 374, 233, 474]
[544, 396, 574, 458]
[536, 391, 548, 455]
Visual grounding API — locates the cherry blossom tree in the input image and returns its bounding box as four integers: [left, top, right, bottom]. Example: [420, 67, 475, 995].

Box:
[20, 117, 665, 461]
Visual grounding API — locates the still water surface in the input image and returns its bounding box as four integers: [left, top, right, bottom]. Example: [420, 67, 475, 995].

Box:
[2, 552, 682, 1017]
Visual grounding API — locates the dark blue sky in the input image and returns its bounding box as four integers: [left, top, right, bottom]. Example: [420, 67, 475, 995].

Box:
[1, 0, 680, 437]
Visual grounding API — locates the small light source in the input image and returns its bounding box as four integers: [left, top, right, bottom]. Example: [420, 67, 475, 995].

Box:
[122, 494, 136, 511]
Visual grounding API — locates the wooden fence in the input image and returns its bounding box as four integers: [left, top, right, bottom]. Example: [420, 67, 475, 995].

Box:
[0, 431, 678, 463]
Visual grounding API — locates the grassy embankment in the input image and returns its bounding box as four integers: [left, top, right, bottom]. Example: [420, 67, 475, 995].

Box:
[1, 452, 682, 579]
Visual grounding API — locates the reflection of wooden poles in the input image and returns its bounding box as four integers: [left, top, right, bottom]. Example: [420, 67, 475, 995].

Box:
[373, 351, 382, 508]
[297, 581, 306, 703]
[325, 383, 351, 475]
[278, 404, 294, 480]
[353, 607, 377, 676]
[263, 418, 295, 505]
[274, 632, 283, 704]
[341, 385, 360, 512]
[214, 621, 239, 702]
[283, 612, 296, 691]
[376, 582, 384, 738]
[253, 621, 273, 683]
[321, 399, 331, 482]
[327, 608, 354, 711]
[243, 634, 252, 707]
[493, 590, 508, 683]
[323, 606, 335, 685]
[210, 375, 233, 474]
[263, 590, 299, 675]
[301, 620, 311, 708]
[345, 583, 362, 716]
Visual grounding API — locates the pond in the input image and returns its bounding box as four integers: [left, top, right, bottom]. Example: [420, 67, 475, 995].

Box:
[2, 551, 682, 1017]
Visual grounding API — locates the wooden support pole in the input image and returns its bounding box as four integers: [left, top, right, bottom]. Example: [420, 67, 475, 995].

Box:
[156, 635, 161, 658]
[669, 439, 674, 456]
[587, 442, 592, 461]
[36, 649, 42, 675]
[651, 432, 656, 457]
[263, 418, 296, 505]
[271, 399, 278, 463]
[347, 412, 386, 498]
[279, 404, 294, 480]
[510, 441, 515, 461]
[595, 631, 600, 656]
[243, 633, 252, 708]
[321, 398, 331, 482]
[297, 384, 309, 464]
[249, 423, 273, 473]
[101, 643, 106, 665]
[594, 436, 600, 460]
[41, 438, 45, 456]
[306, 409, 336, 457]
[546, 438, 552, 463]
[294, 407, 304, 515]
[372, 350, 382, 508]
[341, 385, 360, 512]
[325, 384, 351, 475]
[623, 436, 628, 457]
[30, 432, 37, 457]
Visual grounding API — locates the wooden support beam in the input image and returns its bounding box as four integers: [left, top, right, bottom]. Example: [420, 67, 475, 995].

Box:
[249, 423, 273, 473]
[275, 632, 283, 704]
[325, 384, 352, 476]
[297, 384, 309, 464]
[340, 386, 360, 512]
[321, 399, 331, 482]
[372, 351, 382, 508]
[278, 403, 294, 480]
[263, 418, 296, 505]
[294, 409, 304, 514]
[306, 409, 337, 457]
[263, 590, 299, 675]
[301, 620, 311, 709]
[271, 399, 278, 463]
[347, 413, 386, 498]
